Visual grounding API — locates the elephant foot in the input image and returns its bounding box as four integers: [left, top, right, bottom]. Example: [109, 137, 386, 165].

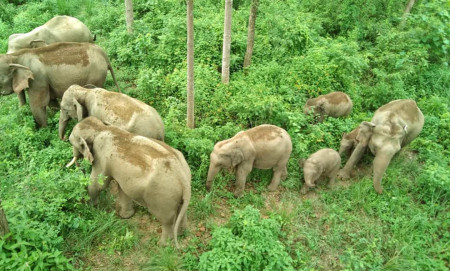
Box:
[234, 189, 244, 198]
[337, 170, 350, 180]
[374, 185, 383, 194]
[118, 207, 135, 219]
[267, 184, 278, 192]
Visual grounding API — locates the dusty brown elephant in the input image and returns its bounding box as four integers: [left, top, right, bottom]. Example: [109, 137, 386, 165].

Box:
[66, 117, 191, 247]
[7, 16, 95, 54]
[338, 126, 359, 157]
[59, 85, 164, 141]
[300, 148, 341, 194]
[338, 99, 424, 194]
[0, 42, 120, 127]
[206, 124, 292, 197]
[304, 91, 353, 122]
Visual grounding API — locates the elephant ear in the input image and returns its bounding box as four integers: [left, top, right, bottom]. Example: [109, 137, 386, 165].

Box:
[79, 137, 94, 164]
[356, 121, 376, 145]
[73, 98, 86, 121]
[230, 149, 244, 167]
[29, 40, 47, 48]
[10, 64, 34, 94]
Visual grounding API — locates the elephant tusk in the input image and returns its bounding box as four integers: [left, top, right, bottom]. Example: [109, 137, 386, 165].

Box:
[66, 157, 78, 168]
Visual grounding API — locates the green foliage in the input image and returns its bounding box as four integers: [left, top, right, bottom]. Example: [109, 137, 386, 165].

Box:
[198, 206, 294, 271]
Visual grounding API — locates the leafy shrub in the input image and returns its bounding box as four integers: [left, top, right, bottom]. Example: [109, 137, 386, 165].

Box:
[198, 205, 294, 271]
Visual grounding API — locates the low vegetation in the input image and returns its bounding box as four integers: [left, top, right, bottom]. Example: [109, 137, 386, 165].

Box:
[0, 0, 448, 270]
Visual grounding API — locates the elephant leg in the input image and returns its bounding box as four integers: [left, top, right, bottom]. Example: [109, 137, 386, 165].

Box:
[116, 186, 135, 218]
[87, 166, 108, 205]
[158, 223, 174, 247]
[28, 89, 50, 128]
[30, 105, 48, 128]
[328, 167, 340, 188]
[339, 144, 367, 179]
[234, 164, 252, 198]
[267, 165, 287, 192]
[17, 92, 26, 106]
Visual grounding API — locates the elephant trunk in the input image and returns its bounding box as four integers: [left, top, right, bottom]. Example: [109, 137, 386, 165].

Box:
[372, 152, 394, 194]
[339, 144, 367, 179]
[59, 110, 70, 140]
[206, 163, 220, 191]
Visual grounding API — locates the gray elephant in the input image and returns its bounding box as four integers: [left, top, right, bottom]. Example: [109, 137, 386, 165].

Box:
[338, 99, 424, 194]
[299, 148, 341, 194]
[338, 126, 359, 157]
[59, 85, 164, 141]
[206, 124, 292, 197]
[304, 91, 353, 122]
[7, 16, 94, 53]
[66, 117, 191, 247]
[0, 42, 120, 127]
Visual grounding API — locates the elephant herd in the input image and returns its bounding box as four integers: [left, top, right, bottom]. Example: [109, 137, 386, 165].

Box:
[0, 16, 425, 248]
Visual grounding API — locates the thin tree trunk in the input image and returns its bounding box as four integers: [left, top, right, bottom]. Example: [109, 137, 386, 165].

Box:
[222, 0, 233, 84]
[125, 0, 134, 34]
[243, 0, 259, 69]
[187, 0, 195, 129]
[0, 200, 9, 237]
[400, 0, 415, 27]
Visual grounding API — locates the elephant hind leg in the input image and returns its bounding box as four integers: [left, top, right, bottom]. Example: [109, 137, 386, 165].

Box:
[327, 166, 340, 188]
[116, 186, 135, 218]
[267, 165, 287, 192]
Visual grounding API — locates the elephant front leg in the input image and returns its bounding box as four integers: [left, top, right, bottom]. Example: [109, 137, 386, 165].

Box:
[234, 164, 252, 198]
[17, 92, 26, 106]
[88, 168, 110, 205]
[372, 152, 395, 194]
[267, 166, 287, 192]
[29, 89, 50, 128]
[116, 186, 135, 218]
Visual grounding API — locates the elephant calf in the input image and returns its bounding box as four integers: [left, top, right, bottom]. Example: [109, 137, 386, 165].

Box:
[304, 91, 353, 122]
[338, 126, 359, 158]
[66, 117, 191, 247]
[59, 85, 164, 141]
[338, 99, 424, 194]
[206, 124, 292, 198]
[300, 148, 341, 194]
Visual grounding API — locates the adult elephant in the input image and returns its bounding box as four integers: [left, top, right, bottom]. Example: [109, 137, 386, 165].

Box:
[66, 117, 191, 247]
[0, 42, 120, 128]
[7, 16, 95, 54]
[338, 99, 424, 194]
[59, 85, 164, 141]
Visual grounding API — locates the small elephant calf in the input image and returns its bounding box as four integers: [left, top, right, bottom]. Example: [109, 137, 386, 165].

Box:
[304, 91, 353, 122]
[300, 148, 341, 194]
[338, 126, 359, 157]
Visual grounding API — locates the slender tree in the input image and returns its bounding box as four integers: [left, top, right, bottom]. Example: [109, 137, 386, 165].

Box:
[243, 0, 259, 69]
[125, 0, 134, 34]
[0, 200, 9, 237]
[221, 0, 233, 84]
[400, 0, 415, 27]
[187, 0, 195, 128]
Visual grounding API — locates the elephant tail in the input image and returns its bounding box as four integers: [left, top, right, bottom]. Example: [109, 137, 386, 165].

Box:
[108, 63, 122, 93]
[173, 175, 191, 249]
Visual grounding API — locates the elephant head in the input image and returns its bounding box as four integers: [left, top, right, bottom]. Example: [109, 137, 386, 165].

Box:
[299, 158, 323, 188]
[66, 117, 102, 167]
[338, 127, 359, 157]
[0, 55, 34, 96]
[59, 85, 88, 139]
[206, 139, 245, 191]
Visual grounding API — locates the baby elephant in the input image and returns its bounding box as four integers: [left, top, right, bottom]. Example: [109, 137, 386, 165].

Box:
[66, 117, 191, 247]
[59, 85, 164, 141]
[338, 126, 359, 157]
[206, 124, 292, 198]
[300, 148, 341, 194]
[304, 91, 353, 122]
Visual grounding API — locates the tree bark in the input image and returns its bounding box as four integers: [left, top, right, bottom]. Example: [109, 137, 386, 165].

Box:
[243, 0, 259, 69]
[125, 0, 134, 34]
[221, 0, 233, 84]
[0, 200, 9, 237]
[400, 0, 415, 27]
[187, 0, 195, 129]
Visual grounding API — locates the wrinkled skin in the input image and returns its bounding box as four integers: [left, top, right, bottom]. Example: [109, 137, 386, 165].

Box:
[338, 127, 359, 157]
[7, 16, 94, 54]
[304, 91, 353, 122]
[67, 117, 191, 247]
[206, 124, 292, 198]
[59, 85, 164, 141]
[338, 99, 424, 194]
[300, 148, 341, 194]
[0, 42, 120, 127]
